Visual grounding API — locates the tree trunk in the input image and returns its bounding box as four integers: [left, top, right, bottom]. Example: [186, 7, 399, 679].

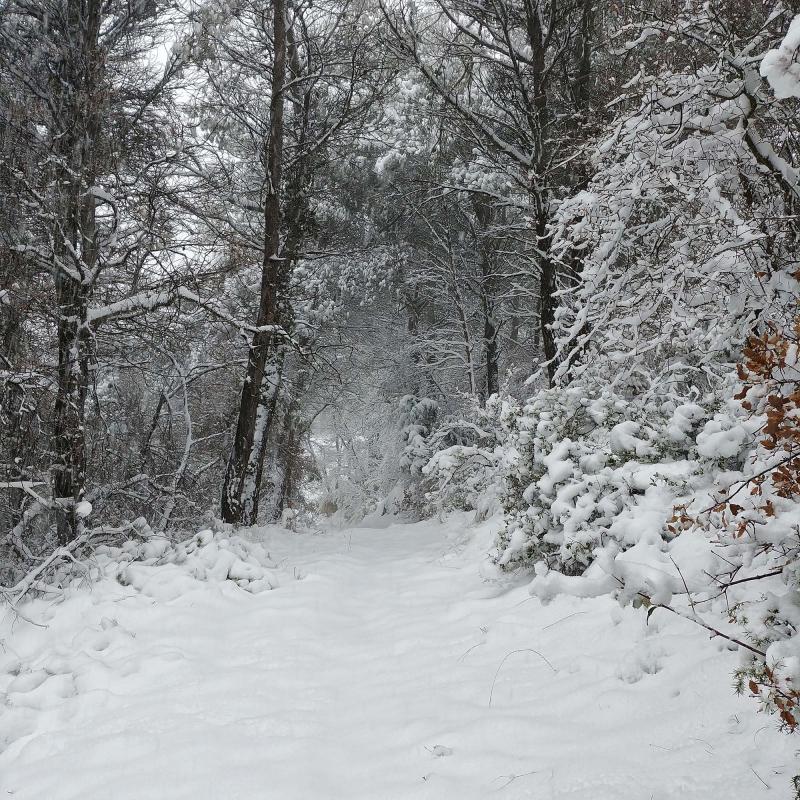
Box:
[473, 199, 500, 399]
[445, 244, 477, 395]
[52, 274, 91, 544]
[221, 0, 288, 525]
[0, 277, 27, 535]
[537, 208, 558, 385]
[482, 291, 499, 398]
[523, 0, 557, 386]
[247, 349, 286, 521]
[50, 0, 103, 542]
[260, 405, 289, 522]
[260, 354, 311, 522]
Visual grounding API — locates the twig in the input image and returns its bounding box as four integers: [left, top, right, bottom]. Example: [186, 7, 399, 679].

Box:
[699, 454, 796, 513]
[493, 769, 539, 791]
[489, 648, 557, 707]
[642, 594, 766, 657]
[458, 641, 486, 662]
[542, 611, 587, 629]
[750, 766, 770, 789]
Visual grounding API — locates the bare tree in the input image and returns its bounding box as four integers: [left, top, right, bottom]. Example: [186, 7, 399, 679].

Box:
[380, 0, 609, 382]
[0, 0, 192, 542]
[187, 0, 394, 524]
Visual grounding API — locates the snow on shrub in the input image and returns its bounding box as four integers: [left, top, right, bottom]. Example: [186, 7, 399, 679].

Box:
[507, 24, 800, 739]
[397, 394, 439, 475]
[107, 528, 280, 598]
[2, 525, 281, 607]
[317, 394, 440, 524]
[495, 322, 800, 735]
[421, 396, 516, 519]
[761, 14, 800, 100]
[688, 321, 800, 730]
[493, 383, 740, 576]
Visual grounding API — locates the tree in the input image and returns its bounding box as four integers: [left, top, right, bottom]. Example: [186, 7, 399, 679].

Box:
[188, 0, 393, 524]
[549, 2, 800, 396]
[0, 0, 199, 543]
[380, 0, 610, 382]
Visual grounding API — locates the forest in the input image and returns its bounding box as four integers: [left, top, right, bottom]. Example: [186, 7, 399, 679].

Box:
[1, 0, 800, 797]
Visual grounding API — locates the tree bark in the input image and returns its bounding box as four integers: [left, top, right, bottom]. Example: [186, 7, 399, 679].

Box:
[481, 290, 499, 398]
[52, 274, 91, 544]
[536, 207, 558, 385]
[50, 0, 103, 543]
[473, 199, 500, 399]
[221, 0, 288, 525]
[0, 271, 27, 535]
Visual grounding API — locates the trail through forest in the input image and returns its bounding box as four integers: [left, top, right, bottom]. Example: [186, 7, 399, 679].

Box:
[0, 516, 794, 799]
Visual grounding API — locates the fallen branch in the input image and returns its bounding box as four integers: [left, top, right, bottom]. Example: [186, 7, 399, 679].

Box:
[1, 516, 154, 609]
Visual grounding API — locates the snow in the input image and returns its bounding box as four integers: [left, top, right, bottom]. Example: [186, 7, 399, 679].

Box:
[761, 15, 800, 99]
[74, 501, 92, 519]
[609, 421, 657, 458]
[1, 516, 795, 799]
[696, 417, 749, 459]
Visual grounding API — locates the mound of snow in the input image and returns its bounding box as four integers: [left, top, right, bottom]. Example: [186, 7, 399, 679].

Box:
[95, 528, 281, 599]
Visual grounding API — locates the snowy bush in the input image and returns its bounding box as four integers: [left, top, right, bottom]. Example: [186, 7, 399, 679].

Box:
[500, 322, 800, 735]
[2, 524, 280, 609]
[494, 382, 742, 574]
[318, 394, 441, 523]
[421, 396, 515, 519]
[397, 394, 439, 476]
[105, 528, 280, 597]
[511, 11, 800, 742]
[761, 14, 800, 100]
[692, 322, 800, 730]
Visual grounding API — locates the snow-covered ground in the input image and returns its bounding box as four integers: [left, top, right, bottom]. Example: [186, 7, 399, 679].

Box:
[1, 515, 796, 799]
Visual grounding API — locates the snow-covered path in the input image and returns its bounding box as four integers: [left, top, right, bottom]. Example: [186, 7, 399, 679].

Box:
[0, 516, 795, 799]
